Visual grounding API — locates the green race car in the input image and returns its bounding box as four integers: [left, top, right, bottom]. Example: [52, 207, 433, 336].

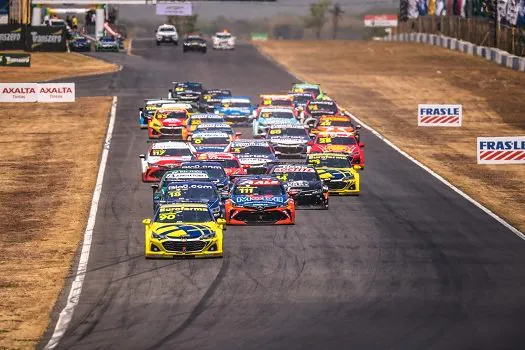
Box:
[95, 36, 120, 52]
[291, 82, 330, 100]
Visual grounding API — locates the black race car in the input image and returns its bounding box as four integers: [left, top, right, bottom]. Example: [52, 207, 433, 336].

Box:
[183, 35, 207, 53]
[69, 35, 91, 52]
[168, 81, 204, 103]
[200, 89, 232, 112]
[267, 163, 329, 209]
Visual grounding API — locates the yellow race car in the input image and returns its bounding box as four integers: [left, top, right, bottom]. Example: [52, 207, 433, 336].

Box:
[306, 153, 361, 195]
[143, 203, 225, 258]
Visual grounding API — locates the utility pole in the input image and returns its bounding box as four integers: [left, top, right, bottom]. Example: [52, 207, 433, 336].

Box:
[330, 3, 344, 39]
[494, 1, 499, 48]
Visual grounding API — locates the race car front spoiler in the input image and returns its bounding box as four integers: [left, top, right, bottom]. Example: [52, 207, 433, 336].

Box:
[227, 207, 294, 225]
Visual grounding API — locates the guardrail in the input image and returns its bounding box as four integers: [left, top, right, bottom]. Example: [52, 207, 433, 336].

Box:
[383, 32, 525, 72]
[397, 16, 525, 57]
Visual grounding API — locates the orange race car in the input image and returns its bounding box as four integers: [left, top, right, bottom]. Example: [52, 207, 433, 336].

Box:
[148, 107, 190, 139]
[310, 115, 361, 137]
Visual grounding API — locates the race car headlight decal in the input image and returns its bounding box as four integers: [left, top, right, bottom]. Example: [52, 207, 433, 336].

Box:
[352, 151, 360, 156]
[212, 207, 220, 213]
[203, 231, 216, 239]
[151, 231, 162, 240]
[312, 188, 324, 194]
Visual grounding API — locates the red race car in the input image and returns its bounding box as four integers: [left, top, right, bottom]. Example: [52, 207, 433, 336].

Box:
[139, 141, 196, 182]
[307, 132, 365, 168]
[196, 152, 247, 179]
[225, 176, 295, 225]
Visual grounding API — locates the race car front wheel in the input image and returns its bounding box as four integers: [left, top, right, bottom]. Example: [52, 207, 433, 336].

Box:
[156, 41, 160, 46]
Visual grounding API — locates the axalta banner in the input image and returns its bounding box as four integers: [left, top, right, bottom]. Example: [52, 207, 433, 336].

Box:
[477, 136, 525, 164]
[0, 83, 75, 102]
[418, 104, 462, 127]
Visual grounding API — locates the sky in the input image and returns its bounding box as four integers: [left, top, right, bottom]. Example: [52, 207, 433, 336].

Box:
[119, 0, 399, 21]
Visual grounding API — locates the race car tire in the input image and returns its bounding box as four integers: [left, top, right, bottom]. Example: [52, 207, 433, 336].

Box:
[183, 48, 187, 53]
[174, 41, 178, 46]
[156, 41, 160, 46]
[202, 49, 207, 54]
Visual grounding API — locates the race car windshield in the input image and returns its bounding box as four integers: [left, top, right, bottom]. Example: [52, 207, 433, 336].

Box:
[149, 148, 192, 157]
[212, 159, 240, 168]
[154, 208, 213, 223]
[276, 171, 319, 182]
[270, 128, 308, 137]
[222, 102, 251, 108]
[192, 117, 224, 124]
[233, 184, 284, 196]
[180, 167, 226, 179]
[307, 103, 338, 114]
[316, 137, 356, 145]
[197, 127, 232, 135]
[165, 186, 216, 200]
[216, 34, 231, 39]
[302, 87, 320, 95]
[159, 27, 175, 32]
[75, 37, 88, 43]
[292, 95, 313, 104]
[266, 100, 292, 107]
[309, 157, 351, 168]
[320, 120, 352, 127]
[192, 137, 230, 145]
[159, 111, 187, 119]
[233, 145, 272, 155]
[260, 111, 295, 119]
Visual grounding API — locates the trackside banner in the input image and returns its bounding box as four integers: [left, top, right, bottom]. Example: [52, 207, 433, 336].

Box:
[0, 83, 75, 102]
[37, 83, 75, 102]
[418, 104, 462, 127]
[477, 137, 525, 164]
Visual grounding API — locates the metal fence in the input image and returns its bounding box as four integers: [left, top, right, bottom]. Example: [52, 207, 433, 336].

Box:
[398, 16, 525, 57]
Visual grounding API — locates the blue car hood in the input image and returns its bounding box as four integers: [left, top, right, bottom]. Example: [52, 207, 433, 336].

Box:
[153, 223, 214, 239]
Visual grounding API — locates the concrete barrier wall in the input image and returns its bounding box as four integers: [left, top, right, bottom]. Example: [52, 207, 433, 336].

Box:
[382, 33, 525, 73]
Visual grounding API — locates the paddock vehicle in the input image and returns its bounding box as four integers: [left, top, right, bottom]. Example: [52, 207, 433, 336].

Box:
[196, 152, 247, 179]
[148, 107, 189, 139]
[168, 81, 204, 101]
[152, 181, 225, 218]
[189, 132, 232, 153]
[212, 30, 235, 50]
[185, 113, 225, 136]
[291, 82, 327, 100]
[139, 141, 196, 182]
[200, 89, 232, 111]
[265, 124, 310, 158]
[214, 97, 255, 126]
[183, 35, 207, 53]
[225, 176, 295, 225]
[267, 164, 329, 209]
[259, 94, 295, 108]
[155, 24, 179, 45]
[143, 203, 225, 259]
[95, 36, 119, 52]
[308, 132, 365, 168]
[306, 153, 361, 195]
[252, 107, 301, 137]
[225, 139, 278, 175]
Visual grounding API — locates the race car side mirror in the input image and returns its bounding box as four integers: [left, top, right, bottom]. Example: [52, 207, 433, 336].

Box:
[353, 165, 362, 170]
[151, 184, 159, 190]
[142, 218, 152, 225]
[217, 218, 226, 225]
[307, 141, 314, 146]
[235, 132, 242, 136]
[359, 142, 365, 148]
[323, 178, 332, 182]
[139, 107, 143, 111]
[356, 124, 362, 129]
[139, 154, 145, 159]
[216, 183, 225, 189]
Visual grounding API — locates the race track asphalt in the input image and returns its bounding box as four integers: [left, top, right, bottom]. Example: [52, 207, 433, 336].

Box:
[40, 40, 525, 350]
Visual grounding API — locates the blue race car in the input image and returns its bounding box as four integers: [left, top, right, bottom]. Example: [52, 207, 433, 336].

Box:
[189, 131, 231, 153]
[214, 96, 255, 126]
[252, 107, 301, 137]
[178, 161, 230, 191]
[153, 181, 225, 218]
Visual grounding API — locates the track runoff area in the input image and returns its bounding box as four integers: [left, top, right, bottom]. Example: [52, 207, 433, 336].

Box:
[44, 40, 525, 350]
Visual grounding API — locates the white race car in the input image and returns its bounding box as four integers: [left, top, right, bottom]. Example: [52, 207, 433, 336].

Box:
[212, 30, 235, 50]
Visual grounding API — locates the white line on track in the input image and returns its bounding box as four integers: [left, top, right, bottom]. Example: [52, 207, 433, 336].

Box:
[255, 46, 525, 241]
[44, 96, 118, 349]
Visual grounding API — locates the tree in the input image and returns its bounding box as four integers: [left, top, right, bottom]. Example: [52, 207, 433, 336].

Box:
[303, 0, 332, 39]
[168, 14, 199, 35]
[329, 3, 344, 39]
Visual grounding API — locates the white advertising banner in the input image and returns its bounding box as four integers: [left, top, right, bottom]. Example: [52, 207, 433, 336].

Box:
[156, 2, 192, 16]
[0, 83, 75, 103]
[37, 83, 75, 102]
[477, 136, 525, 164]
[0, 83, 38, 102]
[418, 104, 462, 127]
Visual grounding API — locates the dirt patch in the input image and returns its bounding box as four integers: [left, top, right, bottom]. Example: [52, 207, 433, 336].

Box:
[0, 97, 112, 349]
[256, 40, 525, 233]
[0, 52, 118, 83]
